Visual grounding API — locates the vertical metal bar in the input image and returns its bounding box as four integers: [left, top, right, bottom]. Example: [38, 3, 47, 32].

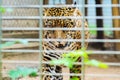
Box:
[81, 0, 85, 80]
[39, 0, 43, 80]
[0, 0, 2, 79]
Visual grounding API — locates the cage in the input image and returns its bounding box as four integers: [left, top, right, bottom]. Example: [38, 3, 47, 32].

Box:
[0, 0, 120, 80]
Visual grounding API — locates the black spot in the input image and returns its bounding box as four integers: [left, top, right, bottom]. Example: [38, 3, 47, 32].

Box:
[68, 7, 71, 10]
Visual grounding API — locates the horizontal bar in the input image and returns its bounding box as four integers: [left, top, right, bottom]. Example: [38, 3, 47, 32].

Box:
[2, 16, 39, 19]
[2, 60, 120, 66]
[2, 50, 120, 55]
[2, 71, 120, 77]
[2, 50, 39, 53]
[2, 16, 120, 20]
[90, 51, 120, 54]
[2, 27, 120, 31]
[2, 4, 120, 8]
[2, 38, 120, 42]
[86, 74, 120, 77]
[3, 60, 39, 64]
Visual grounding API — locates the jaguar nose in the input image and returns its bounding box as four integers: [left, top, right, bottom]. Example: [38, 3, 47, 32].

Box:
[56, 43, 64, 48]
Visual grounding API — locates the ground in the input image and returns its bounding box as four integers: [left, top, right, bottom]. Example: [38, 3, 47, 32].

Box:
[1, 42, 120, 80]
[2, 51, 120, 80]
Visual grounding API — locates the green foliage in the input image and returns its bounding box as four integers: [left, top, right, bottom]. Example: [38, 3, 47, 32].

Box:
[51, 48, 108, 69]
[85, 59, 108, 68]
[51, 48, 108, 80]
[8, 69, 20, 80]
[0, 6, 6, 13]
[70, 77, 79, 80]
[1, 40, 29, 48]
[1, 42, 16, 48]
[8, 67, 38, 80]
[51, 57, 75, 68]
[29, 72, 38, 77]
[0, 6, 13, 13]
[16, 39, 29, 45]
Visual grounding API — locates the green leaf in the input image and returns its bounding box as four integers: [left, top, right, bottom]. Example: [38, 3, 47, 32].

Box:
[76, 50, 88, 59]
[29, 72, 38, 77]
[8, 70, 21, 79]
[8, 67, 38, 79]
[2, 42, 16, 48]
[70, 77, 79, 80]
[16, 39, 29, 45]
[85, 59, 108, 69]
[16, 67, 37, 77]
[99, 62, 108, 69]
[1, 40, 29, 48]
[50, 59, 63, 65]
[17, 67, 29, 77]
[0, 6, 6, 13]
[62, 58, 74, 68]
[51, 58, 74, 68]
[63, 49, 89, 59]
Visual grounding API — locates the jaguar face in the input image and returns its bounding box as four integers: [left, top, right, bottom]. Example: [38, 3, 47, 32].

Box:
[43, 7, 88, 50]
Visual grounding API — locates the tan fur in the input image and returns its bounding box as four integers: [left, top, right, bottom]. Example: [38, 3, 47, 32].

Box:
[42, 7, 89, 80]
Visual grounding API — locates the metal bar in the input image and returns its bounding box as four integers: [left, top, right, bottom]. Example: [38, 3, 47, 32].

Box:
[6, 71, 83, 76]
[2, 60, 120, 66]
[1, 71, 120, 78]
[2, 27, 120, 31]
[0, 0, 2, 79]
[39, 0, 43, 80]
[86, 74, 120, 77]
[2, 50, 120, 55]
[2, 50, 39, 53]
[2, 4, 120, 8]
[2, 16, 120, 19]
[81, 0, 85, 80]
[1, 38, 120, 42]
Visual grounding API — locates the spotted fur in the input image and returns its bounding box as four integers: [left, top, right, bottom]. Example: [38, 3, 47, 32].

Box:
[42, 6, 89, 80]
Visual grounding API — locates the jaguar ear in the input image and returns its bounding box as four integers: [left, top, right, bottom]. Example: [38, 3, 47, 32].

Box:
[74, 1, 77, 5]
[73, 1, 77, 9]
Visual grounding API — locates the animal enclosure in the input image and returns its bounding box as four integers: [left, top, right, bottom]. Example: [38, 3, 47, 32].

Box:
[0, 0, 120, 80]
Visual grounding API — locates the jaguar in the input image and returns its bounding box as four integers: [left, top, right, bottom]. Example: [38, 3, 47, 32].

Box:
[42, 3, 89, 80]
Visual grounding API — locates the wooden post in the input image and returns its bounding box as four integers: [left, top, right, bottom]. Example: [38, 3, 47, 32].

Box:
[66, 0, 73, 4]
[112, 0, 120, 51]
[85, 0, 88, 16]
[95, 0, 105, 50]
[43, 0, 48, 4]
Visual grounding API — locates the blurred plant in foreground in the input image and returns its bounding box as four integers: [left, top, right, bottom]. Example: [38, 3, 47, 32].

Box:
[0, 6, 13, 13]
[8, 67, 38, 80]
[51, 48, 108, 69]
[51, 48, 108, 80]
